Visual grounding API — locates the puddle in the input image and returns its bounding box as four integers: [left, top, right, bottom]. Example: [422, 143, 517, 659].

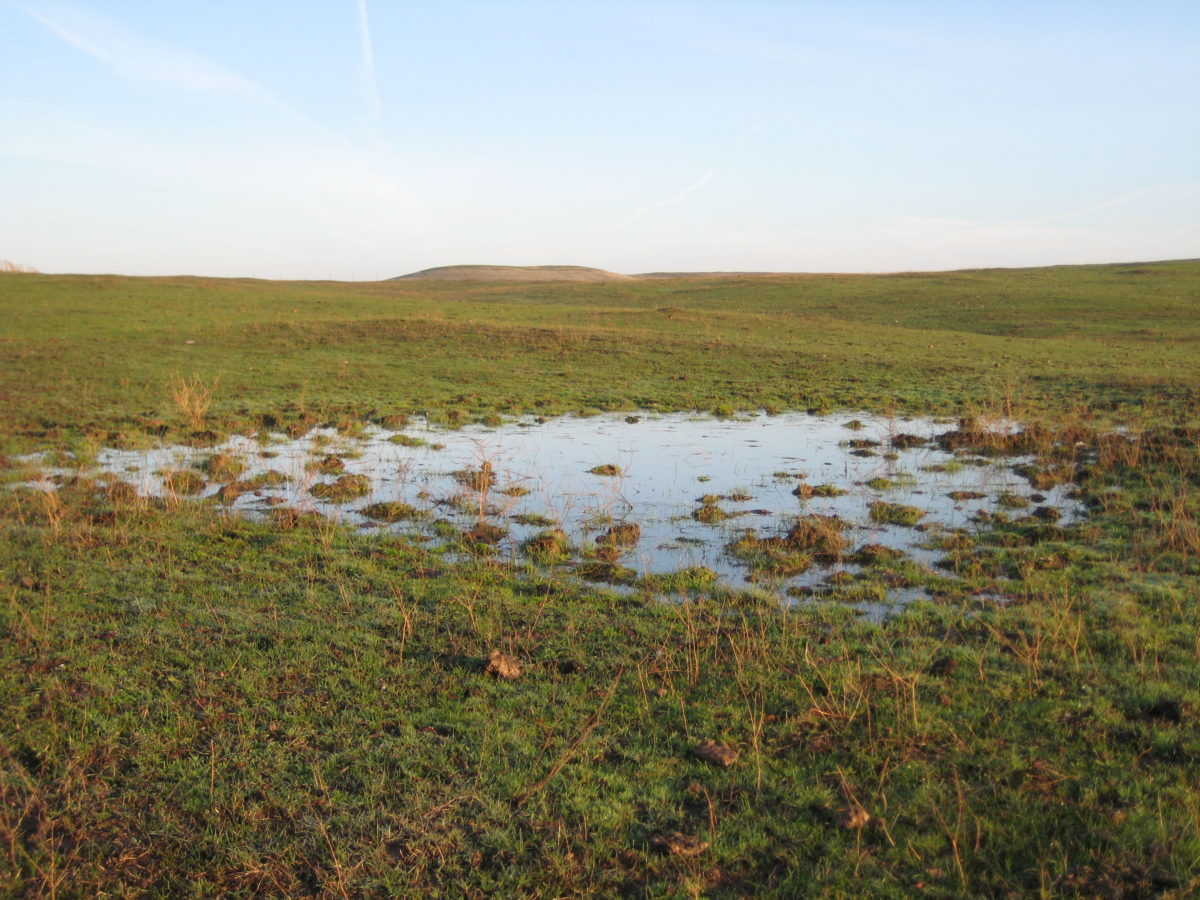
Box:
[24, 412, 1083, 606]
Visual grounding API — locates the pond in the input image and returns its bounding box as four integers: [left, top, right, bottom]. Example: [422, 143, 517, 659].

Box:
[31, 411, 1083, 610]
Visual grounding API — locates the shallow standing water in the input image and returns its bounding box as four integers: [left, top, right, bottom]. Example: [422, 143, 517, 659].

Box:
[37, 411, 1082, 607]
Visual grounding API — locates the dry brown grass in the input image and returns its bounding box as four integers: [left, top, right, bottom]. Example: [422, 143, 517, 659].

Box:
[169, 374, 218, 431]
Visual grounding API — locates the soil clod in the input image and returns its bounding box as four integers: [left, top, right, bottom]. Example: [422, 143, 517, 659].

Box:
[835, 806, 872, 830]
[694, 739, 738, 767]
[651, 832, 709, 857]
[929, 656, 959, 677]
[484, 650, 523, 680]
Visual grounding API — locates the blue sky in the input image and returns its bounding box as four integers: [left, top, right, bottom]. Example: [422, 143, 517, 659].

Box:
[2, 1, 1197, 278]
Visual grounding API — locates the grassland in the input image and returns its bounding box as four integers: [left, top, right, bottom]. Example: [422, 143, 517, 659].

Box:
[2, 260, 1198, 451]
[2, 260, 1199, 897]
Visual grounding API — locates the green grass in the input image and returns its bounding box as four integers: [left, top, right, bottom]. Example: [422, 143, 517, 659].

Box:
[869, 501, 927, 526]
[2, 261, 1200, 896]
[2, 260, 1199, 451]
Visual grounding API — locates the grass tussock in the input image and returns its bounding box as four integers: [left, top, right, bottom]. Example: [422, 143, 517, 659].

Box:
[169, 373, 218, 432]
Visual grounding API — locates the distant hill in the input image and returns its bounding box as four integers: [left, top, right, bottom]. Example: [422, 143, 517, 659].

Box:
[387, 258, 1200, 283]
[392, 265, 635, 283]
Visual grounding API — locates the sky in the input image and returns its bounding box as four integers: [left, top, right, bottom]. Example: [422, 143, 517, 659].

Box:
[1, 1, 1197, 279]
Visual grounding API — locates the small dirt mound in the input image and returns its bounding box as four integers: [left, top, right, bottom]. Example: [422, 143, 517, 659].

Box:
[651, 832, 709, 857]
[694, 739, 738, 767]
[484, 650, 522, 679]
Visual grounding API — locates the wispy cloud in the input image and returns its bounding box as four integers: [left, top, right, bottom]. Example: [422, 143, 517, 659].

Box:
[6, 1, 433, 277]
[608, 170, 717, 232]
[1013, 183, 1200, 227]
[14, 1, 307, 121]
[356, 0, 382, 123]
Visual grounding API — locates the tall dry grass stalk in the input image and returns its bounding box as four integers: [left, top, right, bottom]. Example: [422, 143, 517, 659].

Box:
[170, 374, 219, 431]
[32, 479, 66, 533]
[0, 259, 39, 273]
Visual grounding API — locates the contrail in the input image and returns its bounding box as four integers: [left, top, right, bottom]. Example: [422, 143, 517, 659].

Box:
[1014, 183, 1192, 227]
[608, 170, 717, 232]
[14, 0, 311, 124]
[357, 0, 381, 122]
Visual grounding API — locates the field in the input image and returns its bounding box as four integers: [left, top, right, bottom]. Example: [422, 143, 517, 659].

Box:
[2, 260, 1199, 897]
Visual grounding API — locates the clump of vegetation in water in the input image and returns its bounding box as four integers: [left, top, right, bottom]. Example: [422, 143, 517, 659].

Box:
[160, 469, 206, 495]
[199, 451, 245, 481]
[727, 514, 849, 577]
[948, 490, 988, 501]
[216, 469, 291, 502]
[869, 501, 926, 526]
[997, 490, 1030, 509]
[360, 501, 428, 522]
[307, 454, 346, 475]
[241, 470, 290, 489]
[522, 528, 570, 562]
[388, 433, 430, 448]
[812, 483, 849, 497]
[1014, 462, 1075, 490]
[596, 521, 641, 548]
[1031, 505, 1062, 522]
[784, 515, 850, 560]
[453, 462, 496, 492]
[852, 543, 907, 565]
[692, 502, 731, 524]
[726, 530, 814, 578]
[711, 402, 736, 418]
[513, 512, 556, 527]
[572, 559, 637, 584]
[462, 521, 506, 549]
[588, 463, 622, 476]
[922, 460, 965, 474]
[797, 482, 849, 499]
[311, 474, 370, 501]
[865, 477, 896, 491]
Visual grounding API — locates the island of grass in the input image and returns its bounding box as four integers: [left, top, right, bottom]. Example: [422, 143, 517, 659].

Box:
[869, 500, 926, 526]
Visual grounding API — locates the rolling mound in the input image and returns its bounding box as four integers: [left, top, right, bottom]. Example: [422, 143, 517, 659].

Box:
[393, 265, 635, 283]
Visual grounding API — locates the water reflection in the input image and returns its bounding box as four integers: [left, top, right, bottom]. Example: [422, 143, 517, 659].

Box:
[71, 411, 1081, 601]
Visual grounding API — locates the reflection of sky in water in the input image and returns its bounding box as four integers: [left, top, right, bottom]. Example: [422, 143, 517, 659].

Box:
[80, 412, 1081, 597]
